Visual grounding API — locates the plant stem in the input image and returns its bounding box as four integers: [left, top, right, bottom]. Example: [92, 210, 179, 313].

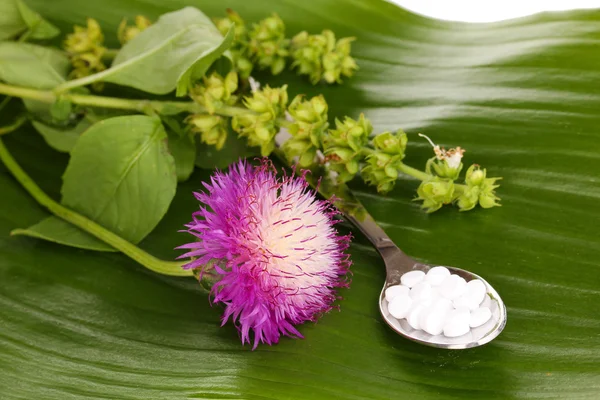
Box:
[0, 115, 28, 136]
[0, 83, 259, 119]
[0, 138, 192, 278]
[398, 163, 432, 181]
[102, 48, 119, 61]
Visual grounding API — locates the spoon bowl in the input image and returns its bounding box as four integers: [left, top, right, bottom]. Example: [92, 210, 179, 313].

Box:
[342, 208, 507, 349]
[379, 264, 506, 349]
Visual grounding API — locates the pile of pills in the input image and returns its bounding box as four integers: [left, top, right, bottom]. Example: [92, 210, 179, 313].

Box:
[384, 267, 492, 337]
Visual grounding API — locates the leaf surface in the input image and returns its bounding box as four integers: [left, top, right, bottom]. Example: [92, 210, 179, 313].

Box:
[1, 0, 600, 399]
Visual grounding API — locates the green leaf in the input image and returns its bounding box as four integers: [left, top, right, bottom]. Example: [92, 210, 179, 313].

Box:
[31, 118, 91, 153]
[31, 109, 130, 153]
[64, 7, 232, 95]
[175, 26, 235, 96]
[61, 115, 177, 243]
[11, 216, 116, 252]
[3, 0, 600, 398]
[0, 0, 59, 40]
[14, 0, 60, 39]
[0, 41, 68, 88]
[0, 41, 69, 120]
[195, 129, 260, 169]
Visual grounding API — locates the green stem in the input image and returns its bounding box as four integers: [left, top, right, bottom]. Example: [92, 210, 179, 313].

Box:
[0, 96, 13, 113]
[398, 162, 467, 192]
[0, 115, 28, 136]
[397, 162, 432, 181]
[0, 83, 260, 119]
[0, 138, 192, 278]
[102, 48, 119, 61]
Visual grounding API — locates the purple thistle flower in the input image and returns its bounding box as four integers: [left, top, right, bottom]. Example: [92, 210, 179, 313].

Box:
[178, 159, 351, 348]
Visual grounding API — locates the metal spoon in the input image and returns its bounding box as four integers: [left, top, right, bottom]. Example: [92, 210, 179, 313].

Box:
[343, 209, 507, 349]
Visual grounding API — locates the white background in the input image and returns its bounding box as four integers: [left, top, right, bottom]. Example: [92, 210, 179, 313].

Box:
[392, 0, 600, 22]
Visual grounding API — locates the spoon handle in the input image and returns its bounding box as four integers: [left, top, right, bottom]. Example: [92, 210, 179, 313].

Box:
[314, 169, 398, 251]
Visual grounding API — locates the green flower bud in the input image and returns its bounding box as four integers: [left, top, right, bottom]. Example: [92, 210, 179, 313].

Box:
[68, 47, 107, 91]
[465, 164, 486, 186]
[64, 18, 104, 54]
[456, 186, 480, 212]
[325, 114, 372, 152]
[214, 10, 254, 79]
[282, 95, 329, 167]
[214, 9, 247, 40]
[282, 138, 317, 167]
[415, 178, 456, 213]
[362, 159, 397, 194]
[118, 15, 152, 44]
[248, 14, 289, 75]
[242, 85, 288, 118]
[360, 144, 404, 194]
[321, 114, 372, 184]
[64, 18, 107, 90]
[288, 94, 328, 124]
[372, 130, 407, 157]
[459, 164, 502, 210]
[187, 114, 228, 150]
[291, 29, 357, 84]
[479, 191, 500, 209]
[232, 85, 288, 156]
[190, 72, 239, 114]
[234, 55, 254, 79]
[327, 161, 356, 183]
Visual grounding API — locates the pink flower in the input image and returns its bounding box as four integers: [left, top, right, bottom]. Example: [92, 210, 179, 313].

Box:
[178, 160, 351, 348]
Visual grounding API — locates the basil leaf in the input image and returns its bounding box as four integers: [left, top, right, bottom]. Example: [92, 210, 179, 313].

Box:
[60, 115, 177, 243]
[63, 7, 233, 95]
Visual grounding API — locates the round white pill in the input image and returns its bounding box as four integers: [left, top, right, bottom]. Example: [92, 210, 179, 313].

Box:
[409, 282, 432, 301]
[425, 266, 451, 286]
[385, 285, 410, 302]
[452, 294, 478, 310]
[443, 318, 471, 338]
[400, 270, 426, 288]
[406, 300, 430, 330]
[470, 307, 492, 328]
[388, 295, 413, 319]
[466, 279, 487, 307]
[447, 306, 471, 325]
[420, 299, 453, 336]
[421, 308, 448, 336]
[432, 297, 454, 312]
[438, 275, 467, 300]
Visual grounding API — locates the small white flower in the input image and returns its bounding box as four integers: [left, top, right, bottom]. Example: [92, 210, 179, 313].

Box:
[444, 147, 465, 169]
[419, 134, 465, 169]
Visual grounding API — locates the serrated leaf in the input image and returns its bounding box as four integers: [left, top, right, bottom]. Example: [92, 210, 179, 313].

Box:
[60, 115, 177, 243]
[63, 7, 232, 95]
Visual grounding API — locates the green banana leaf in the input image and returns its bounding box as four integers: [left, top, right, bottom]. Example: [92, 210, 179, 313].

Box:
[2, 0, 600, 398]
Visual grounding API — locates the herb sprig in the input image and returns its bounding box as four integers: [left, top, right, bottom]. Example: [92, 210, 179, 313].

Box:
[0, 4, 501, 277]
